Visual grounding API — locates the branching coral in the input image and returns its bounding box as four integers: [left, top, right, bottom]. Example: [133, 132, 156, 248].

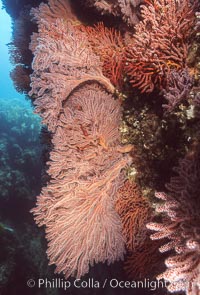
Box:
[162, 69, 194, 112]
[147, 148, 200, 294]
[118, 0, 144, 25]
[86, 0, 118, 15]
[31, 84, 132, 278]
[115, 180, 151, 251]
[85, 0, 143, 25]
[125, 0, 196, 93]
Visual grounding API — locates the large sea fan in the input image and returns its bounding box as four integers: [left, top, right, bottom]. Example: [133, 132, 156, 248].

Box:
[29, 0, 133, 279]
[29, 0, 114, 132]
[31, 84, 132, 278]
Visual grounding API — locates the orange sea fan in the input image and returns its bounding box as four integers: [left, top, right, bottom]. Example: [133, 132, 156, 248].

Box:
[115, 180, 152, 252]
[80, 22, 126, 89]
[125, 0, 196, 93]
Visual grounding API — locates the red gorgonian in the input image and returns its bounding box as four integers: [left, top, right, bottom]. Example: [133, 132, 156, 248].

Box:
[80, 22, 126, 90]
[125, 0, 196, 93]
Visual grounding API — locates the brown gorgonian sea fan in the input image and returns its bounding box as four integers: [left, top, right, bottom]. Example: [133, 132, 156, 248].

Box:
[31, 84, 133, 279]
[29, 0, 133, 279]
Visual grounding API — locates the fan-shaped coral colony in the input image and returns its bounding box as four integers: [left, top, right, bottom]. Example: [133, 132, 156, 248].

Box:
[10, 0, 200, 294]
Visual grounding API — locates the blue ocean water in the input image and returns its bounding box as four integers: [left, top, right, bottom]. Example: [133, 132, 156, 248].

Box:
[0, 3, 48, 294]
[0, 1, 42, 199]
[0, 1, 26, 101]
[0, 0, 41, 129]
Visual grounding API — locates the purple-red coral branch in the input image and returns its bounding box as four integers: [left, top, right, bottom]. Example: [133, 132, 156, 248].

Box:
[147, 149, 200, 294]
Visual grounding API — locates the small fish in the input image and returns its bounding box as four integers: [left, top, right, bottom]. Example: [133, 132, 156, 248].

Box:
[0, 222, 14, 233]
